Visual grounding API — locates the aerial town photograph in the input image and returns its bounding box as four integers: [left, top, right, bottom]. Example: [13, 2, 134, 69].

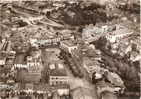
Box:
[0, 0, 140, 99]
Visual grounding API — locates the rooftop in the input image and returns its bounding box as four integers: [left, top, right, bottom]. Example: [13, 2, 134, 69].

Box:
[61, 40, 77, 47]
[109, 28, 133, 36]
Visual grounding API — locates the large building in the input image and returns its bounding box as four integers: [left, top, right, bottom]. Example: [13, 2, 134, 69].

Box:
[49, 61, 69, 86]
[60, 40, 77, 53]
[27, 56, 42, 73]
[106, 27, 133, 43]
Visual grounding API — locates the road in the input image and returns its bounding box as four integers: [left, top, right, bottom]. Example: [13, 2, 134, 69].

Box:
[65, 60, 98, 99]
[11, 5, 64, 28]
[41, 47, 98, 99]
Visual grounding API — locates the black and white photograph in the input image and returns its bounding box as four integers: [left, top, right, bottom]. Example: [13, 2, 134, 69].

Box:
[0, 0, 140, 99]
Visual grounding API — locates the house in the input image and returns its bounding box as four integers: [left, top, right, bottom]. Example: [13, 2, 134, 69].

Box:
[49, 61, 69, 86]
[60, 40, 77, 53]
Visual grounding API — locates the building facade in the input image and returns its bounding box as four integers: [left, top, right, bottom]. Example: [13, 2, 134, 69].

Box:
[49, 61, 69, 86]
[60, 40, 77, 53]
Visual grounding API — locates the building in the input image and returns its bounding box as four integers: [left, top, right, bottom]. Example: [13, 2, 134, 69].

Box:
[106, 28, 133, 43]
[130, 51, 140, 62]
[26, 56, 43, 81]
[52, 85, 70, 99]
[14, 53, 43, 83]
[14, 64, 27, 69]
[60, 40, 77, 53]
[49, 61, 69, 86]
[82, 24, 112, 43]
[37, 37, 62, 47]
[0, 57, 6, 66]
[82, 25, 102, 43]
[29, 38, 38, 47]
[26, 48, 43, 73]
[8, 51, 16, 59]
[106, 71, 124, 87]
[83, 57, 101, 78]
[57, 85, 70, 96]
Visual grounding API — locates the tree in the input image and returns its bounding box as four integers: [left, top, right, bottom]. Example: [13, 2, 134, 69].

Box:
[16, 69, 27, 82]
[94, 37, 108, 50]
[41, 63, 50, 83]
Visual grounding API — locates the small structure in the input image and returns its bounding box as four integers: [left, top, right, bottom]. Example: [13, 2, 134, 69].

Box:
[49, 61, 69, 86]
[60, 40, 77, 53]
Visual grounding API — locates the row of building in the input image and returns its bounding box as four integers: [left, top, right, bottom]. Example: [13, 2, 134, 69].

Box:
[82, 24, 133, 44]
